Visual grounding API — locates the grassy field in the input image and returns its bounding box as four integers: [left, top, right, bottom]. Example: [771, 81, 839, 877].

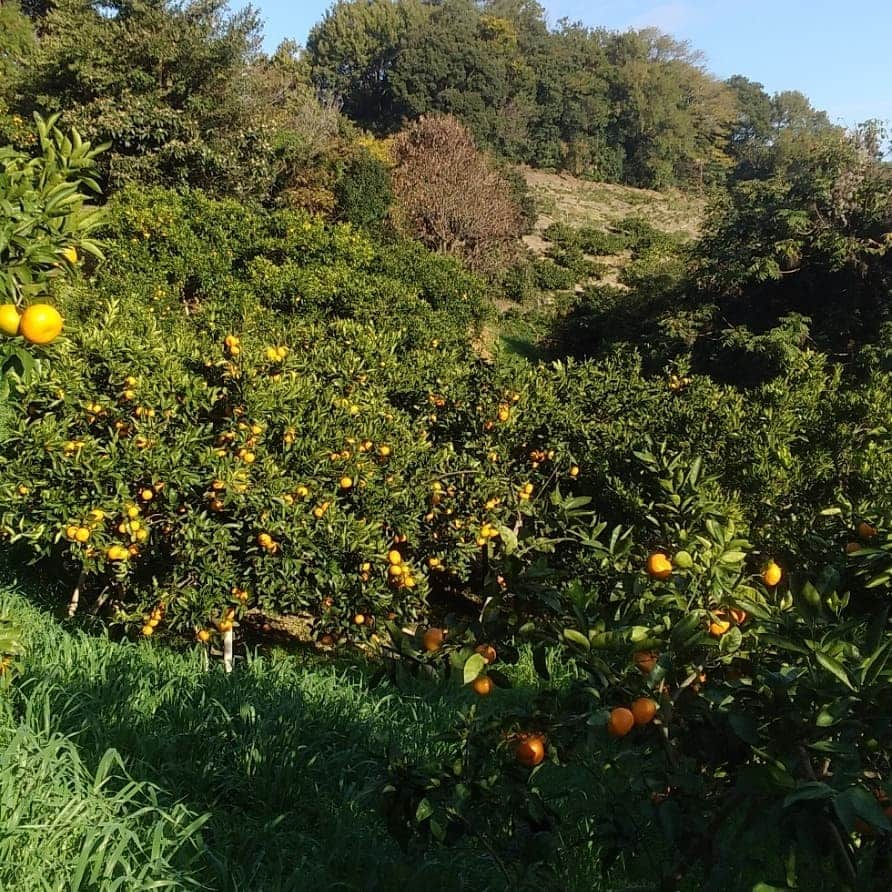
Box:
[521, 168, 705, 241]
[0, 570, 621, 891]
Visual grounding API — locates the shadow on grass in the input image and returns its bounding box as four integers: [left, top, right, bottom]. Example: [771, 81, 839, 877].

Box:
[2, 553, 571, 892]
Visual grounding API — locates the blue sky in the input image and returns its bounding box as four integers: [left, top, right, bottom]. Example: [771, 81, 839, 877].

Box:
[252, 0, 891, 127]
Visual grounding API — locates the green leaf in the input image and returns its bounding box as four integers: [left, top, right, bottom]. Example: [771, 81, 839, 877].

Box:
[415, 798, 434, 822]
[497, 525, 518, 554]
[859, 638, 892, 688]
[728, 711, 759, 745]
[866, 570, 891, 589]
[814, 651, 855, 690]
[815, 698, 853, 727]
[563, 628, 590, 650]
[783, 781, 834, 807]
[462, 653, 486, 684]
[834, 786, 892, 832]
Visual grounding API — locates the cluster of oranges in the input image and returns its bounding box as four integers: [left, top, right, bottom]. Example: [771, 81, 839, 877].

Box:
[61, 439, 85, 457]
[216, 606, 237, 633]
[475, 522, 500, 547]
[517, 482, 534, 502]
[64, 523, 92, 544]
[667, 373, 692, 392]
[0, 302, 64, 344]
[387, 548, 417, 589]
[470, 643, 497, 696]
[481, 391, 520, 431]
[846, 520, 878, 553]
[140, 603, 165, 637]
[257, 532, 279, 554]
[607, 699, 658, 737]
[63, 500, 152, 561]
[264, 344, 289, 362]
[107, 503, 148, 560]
[312, 500, 332, 520]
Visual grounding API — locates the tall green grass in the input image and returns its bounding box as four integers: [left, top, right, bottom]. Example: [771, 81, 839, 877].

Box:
[0, 585, 601, 891]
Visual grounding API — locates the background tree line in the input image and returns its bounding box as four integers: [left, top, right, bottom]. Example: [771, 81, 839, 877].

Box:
[306, 0, 840, 188]
[0, 0, 846, 202]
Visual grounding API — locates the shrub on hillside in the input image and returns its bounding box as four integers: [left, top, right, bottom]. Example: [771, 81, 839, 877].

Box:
[577, 226, 629, 256]
[334, 148, 393, 230]
[501, 262, 538, 303]
[542, 222, 578, 251]
[390, 115, 524, 274]
[533, 258, 577, 291]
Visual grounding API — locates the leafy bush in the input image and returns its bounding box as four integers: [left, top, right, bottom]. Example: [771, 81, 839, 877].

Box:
[542, 222, 578, 250]
[0, 113, 105, 305]
[334, 148, 393, 229]
[532, 258, 577, 291]
[577, 226, 629, 256]
[501, 262, 538, 303]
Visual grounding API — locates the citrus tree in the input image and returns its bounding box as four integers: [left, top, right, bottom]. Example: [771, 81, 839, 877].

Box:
[378, 447, 892, 889]
[0, 113, 106, 393]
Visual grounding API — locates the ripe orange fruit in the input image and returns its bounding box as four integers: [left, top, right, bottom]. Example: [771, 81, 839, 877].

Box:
[471, 675, 493, 696]
[74, 527, 90, 543]
[196, 629, 211, 643]
[569, 465, 579, 478]
[709, 618, 731, 637]
[631, 698, 658, 725]
[140, 624, 154, 637]
[608, 707, 635, 738]
[422, 627, 444, 652]
[762, 560, 782, 587]
[140, 488, 154, 501]
[0, 304, 21, 337]
[20, 303, 63, 345]
[858, 521, 878, 539]
[515, 735, 546, 767]
[354, 613, 366, 625]
[634, 650, 659, 674]
[387, 549, 403, 565]
[645, 552, 673, 580]
[339, 476, 353, 490]
[475, 643, 497, 664]
[65, 525, 78, 540]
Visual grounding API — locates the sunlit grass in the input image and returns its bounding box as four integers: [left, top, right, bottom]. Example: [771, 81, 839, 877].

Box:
[0, 585, 593, 891]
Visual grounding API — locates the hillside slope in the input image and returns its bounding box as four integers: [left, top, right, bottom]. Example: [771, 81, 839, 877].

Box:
[521, 167, 705, 256]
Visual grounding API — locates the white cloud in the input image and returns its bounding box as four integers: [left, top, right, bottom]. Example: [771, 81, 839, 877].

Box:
[625, 2, 696, 32]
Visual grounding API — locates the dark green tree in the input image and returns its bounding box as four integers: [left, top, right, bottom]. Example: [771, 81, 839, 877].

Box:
[14, 0, 274, 195]
[306, 0, 426, 130]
